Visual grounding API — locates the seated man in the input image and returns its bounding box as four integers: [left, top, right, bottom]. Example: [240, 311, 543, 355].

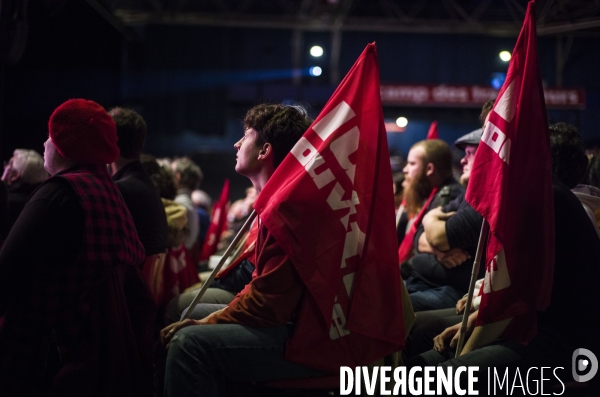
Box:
[0, 99, 154, 396]
[397, 139, 464, 257]
[402, 100, 493, 312]
[548, 122, 600, 237]
[404, 127, 484, 311]
[409, 175, 600, 393]
[163, 221, 258, 325]
[109, 107, 168, 261]
[408, 123, 600, 393]
[160, 104, 321, 396]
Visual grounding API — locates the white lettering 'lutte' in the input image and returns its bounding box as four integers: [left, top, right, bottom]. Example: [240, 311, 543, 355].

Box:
[290, 101, 366, 341]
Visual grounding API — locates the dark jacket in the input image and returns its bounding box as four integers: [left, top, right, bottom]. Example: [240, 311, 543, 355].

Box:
[113, 160, 168, 256]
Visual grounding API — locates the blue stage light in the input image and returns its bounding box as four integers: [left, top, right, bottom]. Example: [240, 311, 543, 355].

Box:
[491, 72, 506, 90]
[309, 66, 322, 77]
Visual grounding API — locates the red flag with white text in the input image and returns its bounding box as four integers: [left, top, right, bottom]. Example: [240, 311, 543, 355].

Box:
[426, 121, 439, 140]
[254, 43, 406, 371]
[464, 1, 554, 348]
[200, 179, 230, 261]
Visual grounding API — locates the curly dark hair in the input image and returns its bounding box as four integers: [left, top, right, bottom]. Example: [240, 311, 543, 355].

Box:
[243, 104, 312, 168]
[549, 122, 588, 189]
[140, 154, 177, 200]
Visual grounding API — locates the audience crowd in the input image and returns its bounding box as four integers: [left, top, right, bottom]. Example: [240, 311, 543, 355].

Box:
[0, 97, 598, 396]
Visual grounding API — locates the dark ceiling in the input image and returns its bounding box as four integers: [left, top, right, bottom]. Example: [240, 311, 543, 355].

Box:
[91, 0, 600, 39]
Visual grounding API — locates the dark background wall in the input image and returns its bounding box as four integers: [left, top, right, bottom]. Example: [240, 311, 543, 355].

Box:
[1, 0, 598, 201]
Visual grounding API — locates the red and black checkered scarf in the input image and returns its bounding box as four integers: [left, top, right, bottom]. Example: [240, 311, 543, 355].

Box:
[58, 164, 146, 280]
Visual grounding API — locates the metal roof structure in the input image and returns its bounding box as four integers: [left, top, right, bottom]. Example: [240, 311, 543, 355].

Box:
[90, 0, 600, 38]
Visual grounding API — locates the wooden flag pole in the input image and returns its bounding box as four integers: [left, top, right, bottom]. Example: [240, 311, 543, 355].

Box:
[455, 219, 489, 357]
[181, 210, 258, 320]
[395, 203, 405, 229]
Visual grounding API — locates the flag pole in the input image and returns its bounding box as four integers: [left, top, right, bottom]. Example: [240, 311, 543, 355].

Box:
[455, 219, 489, 357]
[181, 210, 258, 320]
[395, 203, 405, 229]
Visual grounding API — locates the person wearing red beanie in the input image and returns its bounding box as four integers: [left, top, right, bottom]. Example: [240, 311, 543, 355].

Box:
[48, 98, 119, 165]
[0, 99, 155, 396]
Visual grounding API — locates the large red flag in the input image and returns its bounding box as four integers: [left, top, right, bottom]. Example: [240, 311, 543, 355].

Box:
[199, 179, 230, 261]
[464, 1, 554, 351]
[426, 121, 439, 140]
[254, 43, 406, 372]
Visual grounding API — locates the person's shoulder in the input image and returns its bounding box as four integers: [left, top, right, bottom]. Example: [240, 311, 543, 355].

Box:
[27, 176, 79, 208]
[435, 179, 465, 209]
[552, 177, 582, 209]
[438, 179, 465, 197]
[115, 165, 158, 195]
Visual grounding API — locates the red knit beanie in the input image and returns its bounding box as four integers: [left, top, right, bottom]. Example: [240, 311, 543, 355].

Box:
[48, 99, 119, 165]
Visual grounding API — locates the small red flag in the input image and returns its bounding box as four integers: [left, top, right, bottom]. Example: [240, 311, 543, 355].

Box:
[254, 43, 406, 371]
[426, 121, 439, 140]
[199, 179, 230, 261]
[464, 1, 554, 348]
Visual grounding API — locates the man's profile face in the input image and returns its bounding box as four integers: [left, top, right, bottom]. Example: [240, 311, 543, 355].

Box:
[43, 137, 61, 176]
[1, 156, 16, 185]
[403, 145, 427, 187]
[459, 144, 478, 186]
[234, 128, 262, 177]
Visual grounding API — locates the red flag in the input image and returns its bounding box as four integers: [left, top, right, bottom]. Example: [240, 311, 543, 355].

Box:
[426, 121, 439, 140]
[464, 1, 554, 348]
[199, 179, 230, 261]
[254, 43, 406, 371]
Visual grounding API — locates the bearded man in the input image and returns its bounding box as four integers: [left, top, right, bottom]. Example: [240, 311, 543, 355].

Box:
[397, 139, 464, 264]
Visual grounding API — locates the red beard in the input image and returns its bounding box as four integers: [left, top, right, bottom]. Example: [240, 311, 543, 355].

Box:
[403, 168, 432, 217]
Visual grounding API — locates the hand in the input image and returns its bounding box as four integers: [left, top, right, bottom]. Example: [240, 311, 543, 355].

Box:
[437, 210, 456, 221]
[432, 311, 478, 353]
[456, 296, 467, 314]
[423, 207, 451, 225]
[436, 248, 470, 269]
[433, 322, 461, 353]
[456, 296, 477, 314]
[160, 319, 199, 349]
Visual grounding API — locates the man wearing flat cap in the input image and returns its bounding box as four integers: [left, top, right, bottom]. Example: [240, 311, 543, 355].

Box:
[405, 101, 492, 312]
[0, 99, 155, 396]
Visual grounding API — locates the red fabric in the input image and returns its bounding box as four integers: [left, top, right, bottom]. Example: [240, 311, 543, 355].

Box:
[199, 179, 230, 261]
[426, 121, 439, 140]
[162, 244, 199, 306]
[465, 1, 554, 345]
[253, 43, 405, 372]
[207, 223, 304, 327]
[215, 219, 258, 279]
[397, 187, 439, 263]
